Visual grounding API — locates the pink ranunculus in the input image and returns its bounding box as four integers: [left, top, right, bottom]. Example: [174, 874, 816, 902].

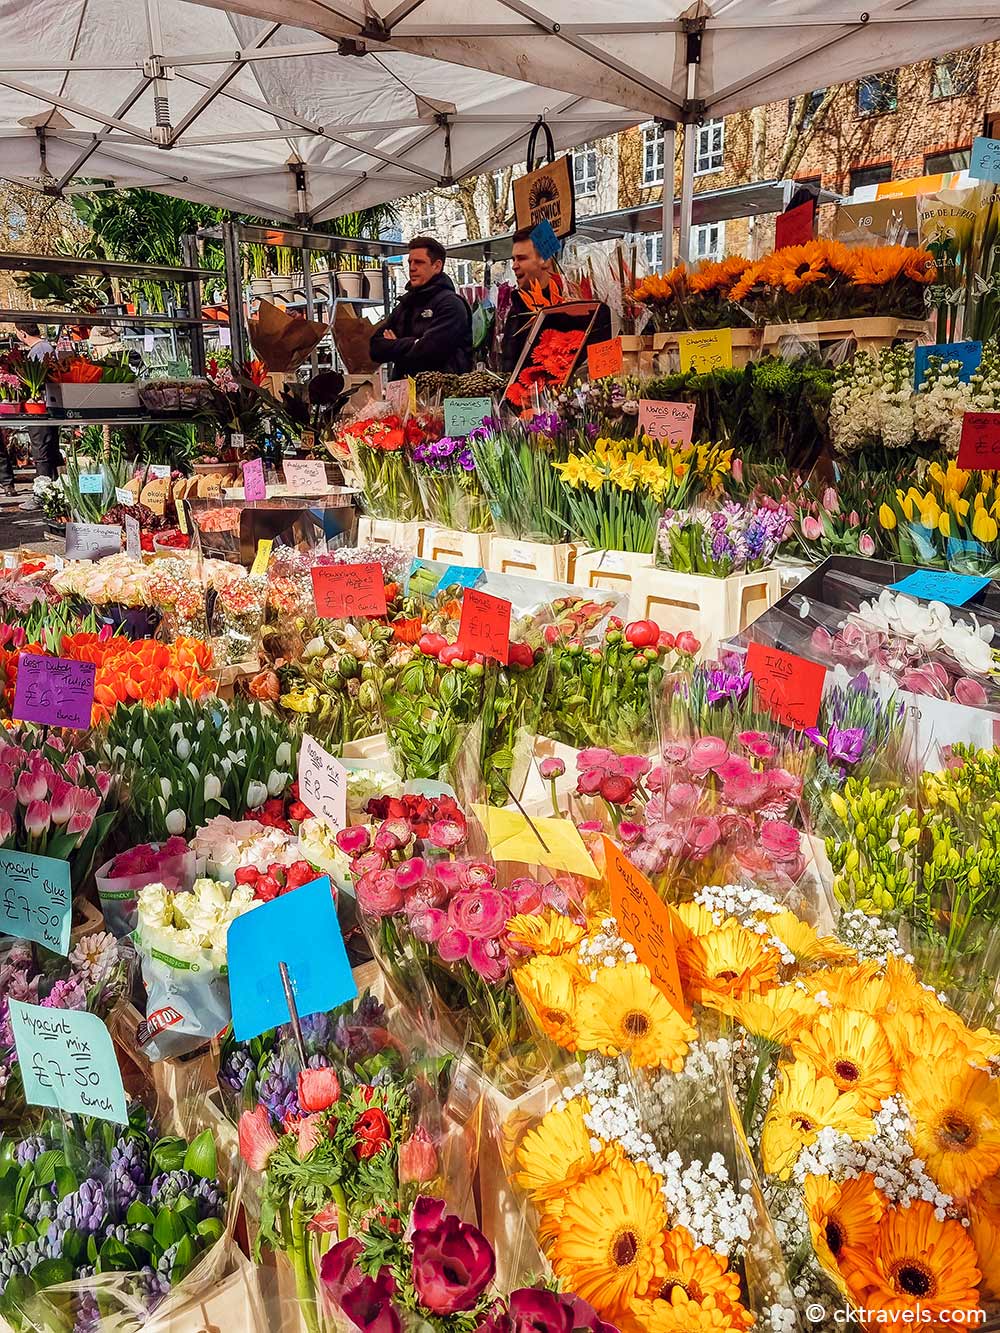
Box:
[688, 736, 731, 774]
[448, 888, 508, 939]
[403, 877, 447, 912]
[355, 870, 404, 918]
[464, 861, 497, 888]
[467, 935, 509, 983]
[599, 774, 636, 805]
[432, 859, 467, 895]
[407, 907, 448, 943]
[663, 781, 698, 810]
[395, 857, 427, 892]
[646, 764, 666, 791]
[576, 768, 604, 796]
[374, 819, 413, 853]
[298, 1065, 341, 1112]
[538, 757, 566, 780]
[760, 819, 801, 862]
[436, 927, 470, 963]
[427, 819, 466, 850]
[399, 1126, 438, 1184]
[955, 676, 989, 707]
[411, 1205, 496, 1315]
[352, 849, 388, 878]
[722, 769, 770, 811]
[25, 800, 51, 839]
[508, 877, 544, 913]
[686, 815, 722, 857]
[238, 1105, 280, 1171]
[738, 730, 778, 760]
[577, 746, 615, 772]
[660, 742, 689, 765]
[618, 754, 652, 781]
[617, 820, 643, 845]
[718, 812, 754, 847]
[336, 825, 371, 856]
[801, 514, 823, 541]
[576, 820, 603, 833]
[714, 754, 752, 783]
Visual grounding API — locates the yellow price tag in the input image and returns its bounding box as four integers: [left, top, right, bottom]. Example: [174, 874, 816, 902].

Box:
[175, 496, 189, 535]
[251, 538, 273, 576]
[676, 328, 733, 374]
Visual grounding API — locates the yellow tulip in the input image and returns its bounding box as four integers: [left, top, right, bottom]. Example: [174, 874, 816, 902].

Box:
[879, 503, 897, 530]
[938, 511, 951, 538]
[919, 497, 940, 529]
[972, 508, 999, 543]
[899, 492, 916, 522]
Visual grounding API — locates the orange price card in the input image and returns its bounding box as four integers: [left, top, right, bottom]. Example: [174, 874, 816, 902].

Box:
[586, 337, 623, 380]
[311, 563, 387, 619]
[603, 835, 689, 1019]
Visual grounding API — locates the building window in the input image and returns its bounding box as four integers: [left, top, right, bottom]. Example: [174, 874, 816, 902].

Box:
[787, 90, 826, 131]
[987, 112, 1000, 140]
[690, 222, 726, 264]
[452, 260, 473, 287]
[643, 232, 664, 271]
[925, 148, 971, 174]
[573, 143, 598, 197]
[857, 71, 898, 117]
[932, 51, 978, 100]
[849, 162, 893, 193]
[694, 119, 724, 175]
[419, 196, 437, 230]
[641, 123, 665, 187]
[492, 170, 508, 211]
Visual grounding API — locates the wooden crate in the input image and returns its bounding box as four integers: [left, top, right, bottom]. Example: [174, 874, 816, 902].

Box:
[421, 526, 491, 567]
[487, 538, 572, 582]
[760, 315, 931, 357]
[628, 566, 782, 659]
[566, 547, 654, 599]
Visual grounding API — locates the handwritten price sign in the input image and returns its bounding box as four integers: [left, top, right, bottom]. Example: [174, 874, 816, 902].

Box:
[603, 836, 689, 1018]
[586, 337, 623, 380]
[297, 733, 347, 831]
[13, 655, 96, 730]
[282, 459, 328, 494]
[745, 640, 826, 730]
[457, 588, 511, 664]
[242, 457, 266, 502]
[10, 1002, 127, 1123]
[311, 563, 388, 619]
[64, 522, 122, 561]
[0, 849, 72, 954]
[638, 399, 695, 443]
[958, 412, 1000, 469]
[676, 329, 733, 374]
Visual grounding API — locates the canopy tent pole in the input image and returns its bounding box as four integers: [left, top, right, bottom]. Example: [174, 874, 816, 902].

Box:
[660, 120, 675, 272]
[679, 124, 694, 266]
[222, 220, 248, 367]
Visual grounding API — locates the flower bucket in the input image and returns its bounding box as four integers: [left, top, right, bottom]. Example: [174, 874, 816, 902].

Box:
[0, 402, 17, 416]
[23, 400, 47, 415]
[487, 538, 572, 582]
[760, 315, 931, 357]
[566, 546, 653, 598]
[627, 566, 782, 660]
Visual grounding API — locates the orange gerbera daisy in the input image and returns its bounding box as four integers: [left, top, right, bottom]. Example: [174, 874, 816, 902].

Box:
[766, 241, 829, 294]
[804, 1172, 883, 1286]
[678, 919, 780, 1009]
[967, 1180, 1000, 1301]
[623, 1225, 753, 1331]
[904, 1056, 1000, 1198]
[792, 1007, 897, 1112]
[843, 1198, 981, 1324]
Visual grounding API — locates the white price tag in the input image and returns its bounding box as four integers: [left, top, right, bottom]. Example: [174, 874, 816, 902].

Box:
[601, 551, 627, 573]
[124, 516, 142, 559]
[115, 487, 134, 505]
[218, 327, 232, 348]
[230, 432, 245, 450]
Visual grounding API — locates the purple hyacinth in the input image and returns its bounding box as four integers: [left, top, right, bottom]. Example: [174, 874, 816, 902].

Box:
[72, 1291, 101, 1333]
[219, 1046, 255, 1094]
[258, 1056, 300, 1123]
[150, 1170, 197, 1209]
[53, 1180, 107, 1238]
[15, 1136, 45, 1166]
[192, 1176, 225, 1221]
[128, 1266, 170, 1308]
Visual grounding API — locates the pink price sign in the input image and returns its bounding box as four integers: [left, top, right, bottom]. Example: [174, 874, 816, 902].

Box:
[12, 655, 96, 730]
[242, 457, 266, 502]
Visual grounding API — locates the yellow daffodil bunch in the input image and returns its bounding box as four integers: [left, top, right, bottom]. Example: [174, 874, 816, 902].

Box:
[551, 437, 732, 553]
[877, 460, 1000, 570]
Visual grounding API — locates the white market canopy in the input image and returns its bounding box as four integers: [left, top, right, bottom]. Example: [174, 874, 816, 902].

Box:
[190, 0, 1000, 124]
[0, 0, 642, 222]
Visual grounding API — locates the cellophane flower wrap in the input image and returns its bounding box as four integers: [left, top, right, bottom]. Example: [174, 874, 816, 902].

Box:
[337, 794, 575, 1094]
[340, 413, 423, 521]
[414, 435, 492, 533]
[227, 994, 470, 1333]
[468, 414, 574, 543]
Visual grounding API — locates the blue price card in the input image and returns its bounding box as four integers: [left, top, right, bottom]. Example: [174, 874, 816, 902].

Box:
[0, 849, 71, 954]
[443, 396, 492, 438]
[10, 1001, 127, 1124]
[227, 876, 357, 1042]
[914, 342, 982, 389]
[530, 218, 562, 260]
[891, 570, 990, 607]
[971, 137, 1000, 184]
[77, 472, 104, 494]
[436, 565, 485, 591]
[403, 778, 459, 799]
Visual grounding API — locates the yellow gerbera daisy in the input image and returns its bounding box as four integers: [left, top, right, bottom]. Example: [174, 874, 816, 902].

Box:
[842, 1199, 981, 1323]
[766, 911, 856, 968]
[731, 986, 818, 1045]
[514, 1097, 598, 1202]
[967, 1188, 1000, 1301]
[804, 1172, 883, 1286]
[635, 1295, 754, 1332]
[623, 1226, 752, 1332]
[505, 910, 585, 957]
[761, 1061, 875, 1180]
[679, 920, 780, 1009]
[905, 1058, 1000, 1198]
[670, 899, 718, 948]
[575, 962, 696, 1071]
[883, 998, 1000, 1073]
[514, 955, 581, 1052]
[550, 1156, 670, 1321]
[792, 1007, 897, 1112]
[798, 960, 888, 1012]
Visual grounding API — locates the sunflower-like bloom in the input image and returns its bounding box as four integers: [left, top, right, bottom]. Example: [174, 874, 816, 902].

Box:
[798, 960, 890, 1012]
[625, 1225, 753, 1332]
[514, 954, 582, 1051]
[678, 920, 780, 1009]
[549, 1156, 671, 1322]
[505, 910, 585, 957]
[761, 1061, 875, 1179]
[766, 910, 856, 968]
[575, 962, 696, 1070]
[842, 1198, 980, 1323]
[967, 1172, 1000, 1300]
[904, 1057, 1000, 1198]
[514, 1096, 600, 1202]
[804, 1172, 884, 1289]
[792, 1007, 897, 1112]
[731, 986, 819, 1046]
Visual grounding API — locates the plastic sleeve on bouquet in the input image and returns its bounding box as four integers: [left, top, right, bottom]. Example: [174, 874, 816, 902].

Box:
[346, 435, 423, 523]
[415, 464, 493, 534]
[466, 420, 574, 544]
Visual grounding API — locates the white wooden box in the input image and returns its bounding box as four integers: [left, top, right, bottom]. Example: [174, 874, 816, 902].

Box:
[566, 547, 654, 598]
[487, 538, 572, 582]
[628, 566, 782, 659]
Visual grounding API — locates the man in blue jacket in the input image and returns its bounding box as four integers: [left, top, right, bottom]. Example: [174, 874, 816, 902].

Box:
[370, 236, 472, 381]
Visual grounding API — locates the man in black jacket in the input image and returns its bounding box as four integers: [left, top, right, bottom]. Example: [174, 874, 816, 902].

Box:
[369, 236, 472, 381]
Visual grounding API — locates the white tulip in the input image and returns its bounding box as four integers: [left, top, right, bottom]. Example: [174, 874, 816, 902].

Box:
[246, 780, 268, 809]
[267, 769, 289, 797]
[176, 738, 191, 761]
[160, 777, 172, 800]
[165, 808, 187, 835]
[204, 774, 223, 801]
[276, 742, 292, 768]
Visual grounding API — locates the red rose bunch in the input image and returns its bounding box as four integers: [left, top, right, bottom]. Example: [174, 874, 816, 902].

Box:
[234, 858, 316, 902]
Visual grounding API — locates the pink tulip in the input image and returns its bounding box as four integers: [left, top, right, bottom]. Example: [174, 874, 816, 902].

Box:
[94, 770, 112, 797]
[858, 533, 875, 556]
[63, 753, 83, 781]
[0, 809, 13, 843]
[49, 778, 77, 826]
[25, 800, 51, 839]
[15, 772, 46, 806]
[821, 487, 840, 514]
[10, 627, 25, 648]
[801, 515, 823, 541]
[66, 811, 93, 839]
[73, 789, 102, 820]
[731, 457, 743, 484]
[238, 1105, 280, 1171]
[0, 789, 16, 818]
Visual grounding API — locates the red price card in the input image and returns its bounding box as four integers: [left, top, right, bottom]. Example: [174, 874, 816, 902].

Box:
[311, 563, 387, 619]
[745, 640, 826, 730]
[774, 199, 816, 250]
[587, 337, 623, 380]
[457, 588, 511, 663]
[958, 412, 1000, 469]
[603, 836, 689, 1019]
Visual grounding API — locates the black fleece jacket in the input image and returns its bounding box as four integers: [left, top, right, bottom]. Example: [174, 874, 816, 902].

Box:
[369, 272, 473, 381]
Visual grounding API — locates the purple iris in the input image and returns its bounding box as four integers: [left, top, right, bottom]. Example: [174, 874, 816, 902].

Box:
[705, 666, 752, 704]
[528, 411, 561, 437]
[805, 724, 867, 767]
